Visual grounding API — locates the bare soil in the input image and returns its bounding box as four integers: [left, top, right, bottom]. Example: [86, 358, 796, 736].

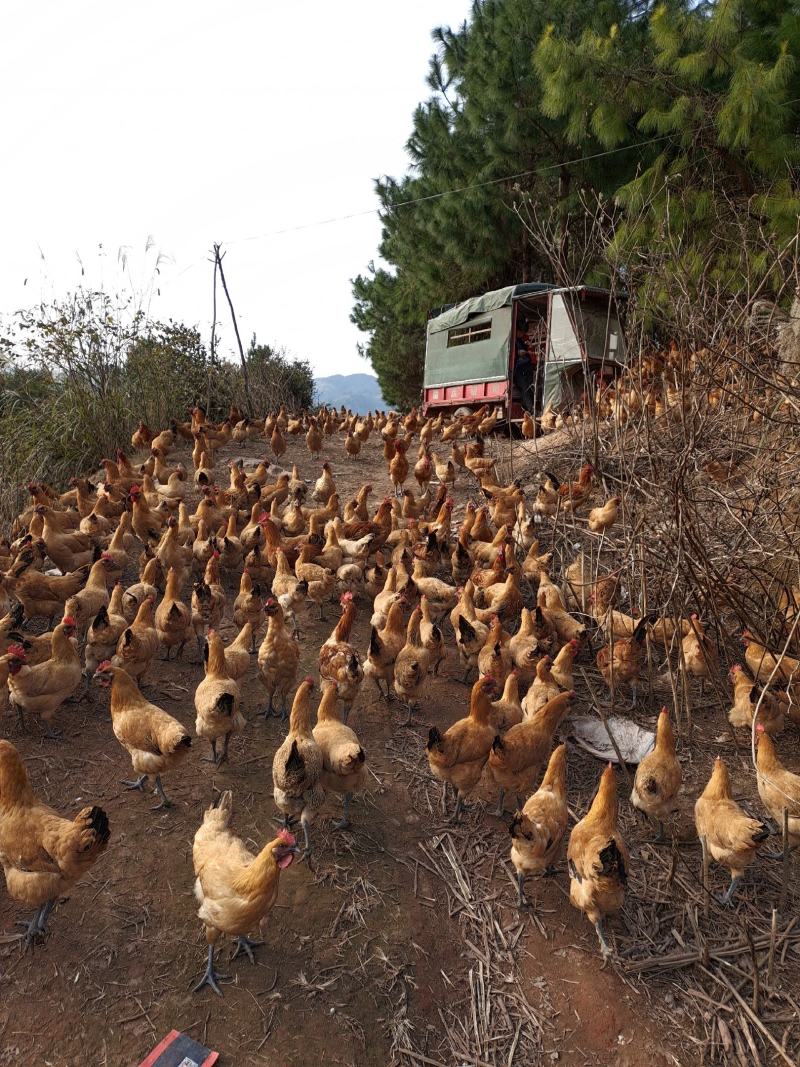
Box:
[1, 424, 776, 1066]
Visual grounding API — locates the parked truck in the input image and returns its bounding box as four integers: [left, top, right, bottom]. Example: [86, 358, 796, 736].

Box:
[422, 282, 627, 422]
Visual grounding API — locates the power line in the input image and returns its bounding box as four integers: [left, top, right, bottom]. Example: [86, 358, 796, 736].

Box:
[226, 133, 673, 247]
[164, 95, 800, 284]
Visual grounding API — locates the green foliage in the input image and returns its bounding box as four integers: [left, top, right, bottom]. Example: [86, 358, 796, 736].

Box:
[0, 290, 314, 526]
[354, 0, 800, 403]
[245, 336, 315, 413]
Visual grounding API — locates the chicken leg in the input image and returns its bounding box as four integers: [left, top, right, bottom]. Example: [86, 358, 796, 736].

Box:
[495, 788, 506, 817]
[718, 874, 741, 906]
[594, 918, 612, 958]
[451, 793, 472, 823]
[193, 945, 229, 997]
[151, 775, 173, 811]
[516, 871, 530, 909]
[300, 814, 312, 859]
[333, 792, 352, 830]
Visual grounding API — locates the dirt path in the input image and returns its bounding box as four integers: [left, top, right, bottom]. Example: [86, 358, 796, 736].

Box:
[0, 428, 692, 1067]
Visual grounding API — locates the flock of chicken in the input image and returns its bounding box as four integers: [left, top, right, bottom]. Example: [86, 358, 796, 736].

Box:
[0, 398, 799, 1001]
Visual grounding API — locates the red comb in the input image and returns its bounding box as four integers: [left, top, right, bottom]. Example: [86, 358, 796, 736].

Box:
[7, 643, 26, 659]
[98, 659, 113, 670]
[62, 615, 76, 627]
[277, 828, 296, 846]
[756, 722, 765, 733]
[304, 675, 314, 686]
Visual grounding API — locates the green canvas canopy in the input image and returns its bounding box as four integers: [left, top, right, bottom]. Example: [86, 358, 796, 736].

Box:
[423, 283, 627, 413]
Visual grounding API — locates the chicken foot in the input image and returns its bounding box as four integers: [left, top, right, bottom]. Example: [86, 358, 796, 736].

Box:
[15, 899, 55, 950]
[122, 774, 148, 791]
[193, 945, 230, 998]
[231, 935, 264, 963]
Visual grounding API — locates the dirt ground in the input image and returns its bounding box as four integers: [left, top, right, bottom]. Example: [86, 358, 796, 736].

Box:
[1, 422, 791, 1066]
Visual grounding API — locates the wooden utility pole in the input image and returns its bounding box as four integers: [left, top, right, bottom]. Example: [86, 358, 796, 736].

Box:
[213, 242, 253, 417]
[207, 251, 218, 417]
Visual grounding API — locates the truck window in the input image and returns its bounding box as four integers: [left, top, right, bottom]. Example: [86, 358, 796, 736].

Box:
[447, 321, 492, 348]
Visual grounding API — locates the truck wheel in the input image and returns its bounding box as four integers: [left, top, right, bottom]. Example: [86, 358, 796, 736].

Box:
[453, 406, 473, 418]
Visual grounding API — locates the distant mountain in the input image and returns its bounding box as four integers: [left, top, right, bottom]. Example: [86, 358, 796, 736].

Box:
[314, 372, 389, 414]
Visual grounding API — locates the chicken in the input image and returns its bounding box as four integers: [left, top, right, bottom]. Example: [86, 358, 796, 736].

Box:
[489, 670, 523, 733]
[191, 553, 226, 658]
[568, 763, 629, 958]
[755, 728, 800, 847]
[742, 631, 800, 686]
[3, 553, 88, 625]
[477, 616, 512, 687]
[550, 462, 594, 509]
[490, 690, 572, 813]
[6, 617, 82, 735]
[419, 595, 445, 676]
[508, 608, 542, 683]
[154, 565, 192, 660]
[630, 708, 682, 839]
[426, 676, 500, 821]
[37, 506, 94, 573]
[510, 743, 568, 908]
[551, 638, 580, 690]
[727, 664, 785, 734]
[389, 438, 409, 497]
[85, 584, 127, 676]
[318, 593, 364, 722]
[257, 598, 300, 719]
[0, 740, 110, 948]
[363, 598, 406, 700]
[587, 496, 621, 534]
[128, 484, 166, 545]
[112, 595, 160, 682]
[312, 681, 367, 830]
[312, 463, 336, 503]
[223, 623, 253, 682]
[192, 790, 298, 996]
[64, 554, 115, 631]
[122, 556, 162, 622]
[695, 757, 769, 904]
[93, 662, 192, 810]
[681, 614, 718, 695]
[155, 517, 192, 583]
[393, 606, 432, 723]
[294, 543, 336, 620]
[595, 615, 652, 703]
[195, 630, 245, 766]
[450, 581, 489, 681]
[476, 568, 524, 625]
[411, 560, 458, 619]
[232, 570, 264, 651]
[272, 677, 324, 857]
[344, 430, 361, 459]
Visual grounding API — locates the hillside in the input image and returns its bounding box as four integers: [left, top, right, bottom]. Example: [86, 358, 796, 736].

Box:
[314, 372, 387, 413]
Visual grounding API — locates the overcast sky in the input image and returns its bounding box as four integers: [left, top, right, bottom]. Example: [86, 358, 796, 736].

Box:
[2, 0, 472, 378]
